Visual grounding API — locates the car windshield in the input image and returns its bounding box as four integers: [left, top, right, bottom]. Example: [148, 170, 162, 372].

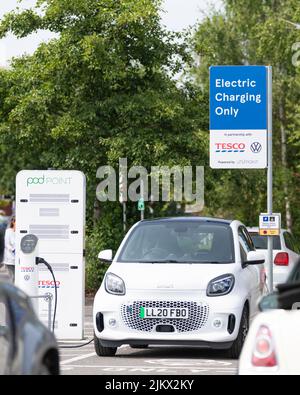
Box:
[249, 233, 281, 250]
[118, 220, 235, 263]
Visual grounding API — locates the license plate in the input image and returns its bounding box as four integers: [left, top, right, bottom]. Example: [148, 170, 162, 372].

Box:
[140, 307, 189, 319]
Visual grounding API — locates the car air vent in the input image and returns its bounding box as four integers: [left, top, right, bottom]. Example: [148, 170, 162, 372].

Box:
[121, 301, 209, 333]
[156, 325, 175, 333]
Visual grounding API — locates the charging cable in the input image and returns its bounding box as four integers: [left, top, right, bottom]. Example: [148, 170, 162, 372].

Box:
[59, 338, 94, 349]
[36, 256, 93, 349]
[36, 257, 58, 333]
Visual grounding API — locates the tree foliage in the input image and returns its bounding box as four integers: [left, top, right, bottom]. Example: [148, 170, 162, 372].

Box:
[0, 0, 208, 291]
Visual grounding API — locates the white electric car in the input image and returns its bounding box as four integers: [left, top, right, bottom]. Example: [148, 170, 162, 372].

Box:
[247, 227, 300, 286]
[93, 217, 265, 358]
[239, 260, 300, 375]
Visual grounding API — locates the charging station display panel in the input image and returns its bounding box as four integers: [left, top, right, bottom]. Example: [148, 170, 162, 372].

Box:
[16, 170, 86, 340]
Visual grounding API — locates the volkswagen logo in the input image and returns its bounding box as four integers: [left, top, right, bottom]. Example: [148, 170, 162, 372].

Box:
[250, 142, 262, 153]
[24, 275, 30, 281]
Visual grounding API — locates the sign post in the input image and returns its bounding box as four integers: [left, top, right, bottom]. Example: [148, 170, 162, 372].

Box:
[210, 65, 268, 169]
[119, 173, 127, 233]
[267, 66, 274, 292]
[259, 213, 281, 236]
[138, 179, 145, 220]
[210, 65, 274, 291]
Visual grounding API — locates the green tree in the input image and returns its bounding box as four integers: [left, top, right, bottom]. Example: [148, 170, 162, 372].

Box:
[192, 0, 300, 235]
[0, 0, 208, 290]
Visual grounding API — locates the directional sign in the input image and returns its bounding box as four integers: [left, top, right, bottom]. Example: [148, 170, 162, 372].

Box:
[210, 65, 268, 169]
[138, 197, 145, 211]
[259, 213, 281, 236]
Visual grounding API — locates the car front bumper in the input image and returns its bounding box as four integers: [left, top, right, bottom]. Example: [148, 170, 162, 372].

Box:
[93, 289, 247, 348]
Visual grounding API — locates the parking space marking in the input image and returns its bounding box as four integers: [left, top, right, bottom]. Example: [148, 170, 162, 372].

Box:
[145, 358, 233, 367]
[60, 364, 237, 374]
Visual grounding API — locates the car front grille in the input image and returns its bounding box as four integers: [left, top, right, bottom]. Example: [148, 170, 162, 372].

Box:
[121, 300, 209, 333]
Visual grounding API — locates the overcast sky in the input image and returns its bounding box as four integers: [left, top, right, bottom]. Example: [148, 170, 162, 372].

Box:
[0, 0, 222, 66]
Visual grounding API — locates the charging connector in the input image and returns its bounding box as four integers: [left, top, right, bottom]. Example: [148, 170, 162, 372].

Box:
[36, 257, 57, 333]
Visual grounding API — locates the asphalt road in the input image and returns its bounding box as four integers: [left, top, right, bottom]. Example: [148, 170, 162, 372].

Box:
[0, 266, 238, 375]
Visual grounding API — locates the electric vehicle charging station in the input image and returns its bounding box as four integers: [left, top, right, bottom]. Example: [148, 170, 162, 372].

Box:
[15, 170, 86, 340]
[17, 234, 39, 313]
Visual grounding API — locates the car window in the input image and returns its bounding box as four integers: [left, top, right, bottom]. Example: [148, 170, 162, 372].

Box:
[239, 244, 247, 263]
[290, 234, 300, 254]
[118, 221, 235, 263]
[284, 232, 299, 253]
[240, 227, 255, 251]
[288, 262, 300, 283]
[238, 227, 254, 257]
[0, 295, 12, 375]
[249, 232, 281, 250]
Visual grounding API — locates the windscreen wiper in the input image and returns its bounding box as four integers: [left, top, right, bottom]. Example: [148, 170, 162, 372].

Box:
[190, 261, 230, 264]
[139, 260, 230, 264]
[139, 259, 181, 264]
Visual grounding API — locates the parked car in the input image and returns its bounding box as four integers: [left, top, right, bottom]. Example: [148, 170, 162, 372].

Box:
[238, 259, 300, 375]
[0, 281, 60, 375]
[93, 217, 265, 359]
[247, 227, 300, 287]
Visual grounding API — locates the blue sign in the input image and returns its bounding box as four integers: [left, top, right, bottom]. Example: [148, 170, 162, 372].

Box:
[210, 66, 268, 130]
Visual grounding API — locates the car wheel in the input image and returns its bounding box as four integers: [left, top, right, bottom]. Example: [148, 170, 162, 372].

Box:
[94, 334, 117, 357]
[227, 305, 249, 359]
[130, 344, 149, 349]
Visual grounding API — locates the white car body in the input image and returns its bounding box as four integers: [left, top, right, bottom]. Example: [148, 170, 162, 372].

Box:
[93, 218, 265, 354]
[239, 310, 300, 375]
[247, 228, 300, 287]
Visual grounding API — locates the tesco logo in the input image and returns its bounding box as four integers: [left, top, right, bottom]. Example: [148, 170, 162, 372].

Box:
[215, 143, 245, 152]
[38, 280, 61, 289]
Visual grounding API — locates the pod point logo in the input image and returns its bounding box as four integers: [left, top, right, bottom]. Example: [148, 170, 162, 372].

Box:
[250, 142, 262, 153]
[27, 175, 72, 186]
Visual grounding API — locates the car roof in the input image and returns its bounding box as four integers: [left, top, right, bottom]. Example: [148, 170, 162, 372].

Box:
[141, 216, 233, 225]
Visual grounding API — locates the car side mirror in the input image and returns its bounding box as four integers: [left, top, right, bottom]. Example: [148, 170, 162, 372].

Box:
[242, 251, 265, 268]
[258, 292, 279, 312]
[98, 249, 113, 264]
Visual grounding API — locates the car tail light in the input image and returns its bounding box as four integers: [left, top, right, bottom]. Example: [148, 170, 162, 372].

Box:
[274, 252, 289, 266]
[252, 325, 278, 368]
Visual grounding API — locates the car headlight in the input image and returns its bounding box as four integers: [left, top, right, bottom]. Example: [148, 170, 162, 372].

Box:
[105, 273, 126, 295]
[207, 274, 235, 297]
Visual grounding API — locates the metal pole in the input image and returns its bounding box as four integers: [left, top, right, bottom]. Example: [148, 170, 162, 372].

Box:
[267, 66, 273, 292]
[141, 179, 145, 221]
[48, 295, 52, 331]
[123, 202, 126, 233]
[30, 294, 52, 331]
